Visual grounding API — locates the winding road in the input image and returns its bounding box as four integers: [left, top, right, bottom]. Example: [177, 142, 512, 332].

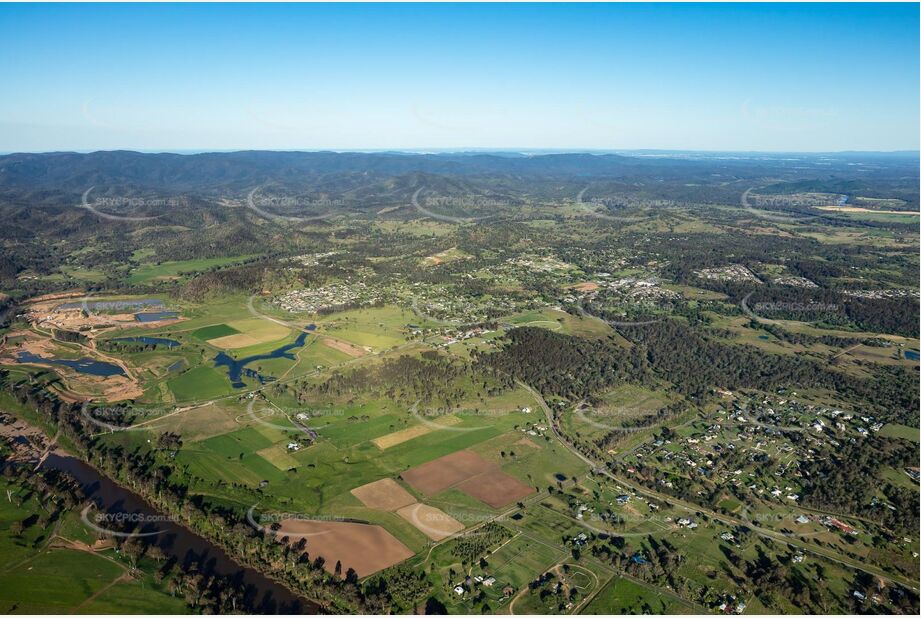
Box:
[518, 381, 920, 593]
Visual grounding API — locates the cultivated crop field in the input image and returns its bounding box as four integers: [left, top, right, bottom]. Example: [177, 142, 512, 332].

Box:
[1, 147, 918, 615]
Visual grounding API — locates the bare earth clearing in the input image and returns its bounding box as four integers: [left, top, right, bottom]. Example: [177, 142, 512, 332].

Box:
[276, 519, 414, 577]
[401, 449, 535, 508]
[350, 478, 417, 511]
[400, 449, 496, 495]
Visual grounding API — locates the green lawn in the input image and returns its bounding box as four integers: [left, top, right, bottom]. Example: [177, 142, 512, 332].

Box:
[879, 423, 920, 443]
[198, 426, 276, 455]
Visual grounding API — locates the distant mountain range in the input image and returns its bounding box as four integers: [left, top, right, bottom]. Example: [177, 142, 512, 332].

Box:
[0, 150, 917, 220]
[0, 149, 915, 193]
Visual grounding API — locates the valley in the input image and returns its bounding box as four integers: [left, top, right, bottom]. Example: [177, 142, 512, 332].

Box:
[0, 150, 918, 614]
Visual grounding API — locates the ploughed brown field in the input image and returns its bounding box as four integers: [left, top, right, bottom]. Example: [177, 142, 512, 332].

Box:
[276, 519, 414, 577]
[400, 450, 495, 495]
[456, 471, 534, 508]
[350, 478, 417, 511]
[400, 449, 535, 508]
[396, 503, 465, 541]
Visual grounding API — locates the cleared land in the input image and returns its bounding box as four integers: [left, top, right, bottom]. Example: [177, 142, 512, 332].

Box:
[400, 450, 496, 495]
[880, 423, 920, 443]
[371, 424, 432, 450]
[127, 255, 259, 284]
[350, 478, 417, 511]
[276, 519, 414, 577]
[320, 336, 368, 357]
[817, 205, 919, 215]
[401, 449, 534, 508]
[456, 470, 535, 508]
[396, 503, 465, 541]
[569, 281, 599, 292]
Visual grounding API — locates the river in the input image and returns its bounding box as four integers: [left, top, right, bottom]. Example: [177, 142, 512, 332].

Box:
[1, 416, 320, 614]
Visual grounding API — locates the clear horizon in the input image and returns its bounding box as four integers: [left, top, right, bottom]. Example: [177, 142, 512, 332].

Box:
[2, 147, 920, 156]
[2, 2, 919, 152]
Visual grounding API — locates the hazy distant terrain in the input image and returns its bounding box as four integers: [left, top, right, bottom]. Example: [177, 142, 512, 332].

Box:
[0, 149, 918, 615]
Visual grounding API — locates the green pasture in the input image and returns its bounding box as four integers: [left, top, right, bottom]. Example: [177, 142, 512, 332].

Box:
[0, 480, 187, 614]
[584, 576, 697, 614]
[127, 255, 261, 285]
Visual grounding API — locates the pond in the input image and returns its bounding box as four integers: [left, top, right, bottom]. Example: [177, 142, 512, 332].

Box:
[135, 311, 179, 322]
[905, 350, 919, 361]
[15, 351, 125, 377]
[214, 329, 313, 388]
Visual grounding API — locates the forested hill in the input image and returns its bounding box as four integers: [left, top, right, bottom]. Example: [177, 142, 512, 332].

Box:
[0, 151, 655, 191]
[1, 149, 917, 195]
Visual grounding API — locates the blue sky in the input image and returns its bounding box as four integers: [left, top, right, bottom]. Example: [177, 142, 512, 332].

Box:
[1, 2, 918, 152]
